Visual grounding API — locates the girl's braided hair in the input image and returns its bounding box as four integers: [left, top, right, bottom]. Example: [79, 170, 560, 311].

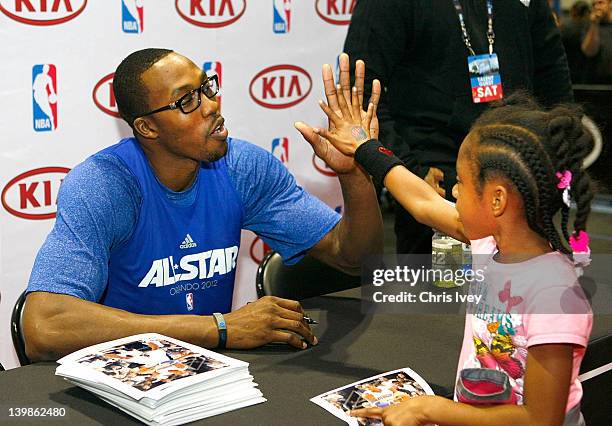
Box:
[469, 92, 594, 254]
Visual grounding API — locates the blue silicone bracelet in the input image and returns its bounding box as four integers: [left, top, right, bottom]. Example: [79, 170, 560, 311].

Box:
[212, 312, 227, 349]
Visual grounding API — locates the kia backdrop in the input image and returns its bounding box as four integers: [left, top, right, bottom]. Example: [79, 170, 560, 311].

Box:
[0, 0, 355, 369]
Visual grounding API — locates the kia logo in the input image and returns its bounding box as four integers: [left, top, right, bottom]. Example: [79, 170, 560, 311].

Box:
[249, 65, 312, 109]
[2, 167, 70, 220]
[315, 0, 354, 25]
[312, 154, 337, 177]
[175, 0, 246, 28]
[0, 0, 87, 25]
[93, 73, 120, 118]
[249, 236, 272, 264]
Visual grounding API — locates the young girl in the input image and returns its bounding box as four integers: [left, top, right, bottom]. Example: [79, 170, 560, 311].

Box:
[304, 87, 594, 425]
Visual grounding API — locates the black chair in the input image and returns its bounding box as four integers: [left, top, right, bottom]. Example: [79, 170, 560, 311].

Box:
[579, 332, 612, 424]
[256, 251, 360, 300]
[11, 291, 30, 366]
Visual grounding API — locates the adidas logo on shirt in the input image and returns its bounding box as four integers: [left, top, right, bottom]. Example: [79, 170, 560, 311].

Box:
[180, 234, 197, 249]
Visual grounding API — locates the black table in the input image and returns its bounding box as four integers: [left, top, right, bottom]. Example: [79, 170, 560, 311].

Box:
[1, 289, 610, 425]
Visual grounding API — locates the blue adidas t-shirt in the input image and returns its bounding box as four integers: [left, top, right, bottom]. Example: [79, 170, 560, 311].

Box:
[27, 137, 340, 314]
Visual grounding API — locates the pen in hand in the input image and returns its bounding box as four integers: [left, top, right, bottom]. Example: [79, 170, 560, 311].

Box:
[248, 301, 318, 324]
[303, 315, 318, 325]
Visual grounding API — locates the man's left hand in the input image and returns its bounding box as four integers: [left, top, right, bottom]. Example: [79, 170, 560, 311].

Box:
[295, 120, 358, 175]
[295, 53, 380, 175]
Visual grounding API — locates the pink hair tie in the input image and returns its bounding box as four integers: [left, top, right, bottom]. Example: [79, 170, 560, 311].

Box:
[570, 230, 591, 268]
[570, 230, 589, 251]
[556, 170, 572, 207]
[556, 170, 572, 189]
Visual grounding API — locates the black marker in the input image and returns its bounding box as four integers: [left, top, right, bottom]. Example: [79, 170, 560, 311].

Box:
[303, 315, 318, 325]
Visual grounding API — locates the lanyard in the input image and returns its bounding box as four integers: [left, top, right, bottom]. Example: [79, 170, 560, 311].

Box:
[452, 0, 495, 56]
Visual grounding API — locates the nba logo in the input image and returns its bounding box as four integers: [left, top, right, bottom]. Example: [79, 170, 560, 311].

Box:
[32, 64, 57, 132]
[122, 0, 144, 33]
[271, 137, 289, 163]
[273, 0, 291, 33]
[186, 292, 194, 311]
[203, 61, 222, 107]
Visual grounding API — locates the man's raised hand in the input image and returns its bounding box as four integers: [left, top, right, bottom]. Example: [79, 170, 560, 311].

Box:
[295, 53, 380, 170]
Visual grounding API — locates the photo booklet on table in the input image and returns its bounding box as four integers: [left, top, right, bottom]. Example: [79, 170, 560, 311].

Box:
[55, 333, 266, 426]
[311, 368, 434, 425]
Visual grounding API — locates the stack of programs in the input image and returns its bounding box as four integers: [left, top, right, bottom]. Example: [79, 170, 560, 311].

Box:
[55, 333, 265, 425]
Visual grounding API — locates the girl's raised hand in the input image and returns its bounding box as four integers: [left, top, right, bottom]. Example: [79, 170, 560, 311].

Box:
[337, 55, 380, 140]
[314, 85, 375, 157]
[294, 54, 379, 173]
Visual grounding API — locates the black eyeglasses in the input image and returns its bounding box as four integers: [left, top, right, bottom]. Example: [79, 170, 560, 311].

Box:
[136, 74, 219, 120]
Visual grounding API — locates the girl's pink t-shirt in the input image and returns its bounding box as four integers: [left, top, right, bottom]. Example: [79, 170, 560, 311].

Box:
[455, 236, 593, 412]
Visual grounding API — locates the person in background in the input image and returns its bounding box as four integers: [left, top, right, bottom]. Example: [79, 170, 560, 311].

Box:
[22, 49, 382, 361]
[549, 0, 562, 26]
[343, 0, 574, 255]
[581, 0, 612, 83]
[311, 88, 593, 425]
[561, 1, 592, 83]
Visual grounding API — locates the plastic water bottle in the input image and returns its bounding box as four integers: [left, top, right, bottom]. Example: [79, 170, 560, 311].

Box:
[431, 230, 463, 288]
[462, 242, 472, 272]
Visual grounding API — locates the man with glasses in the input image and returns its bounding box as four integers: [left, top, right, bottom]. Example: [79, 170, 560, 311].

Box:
[22, 49, 383, 361]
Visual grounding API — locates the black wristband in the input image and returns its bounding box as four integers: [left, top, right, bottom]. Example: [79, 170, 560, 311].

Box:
[354, 139, 404, 187]
[212, 312, 227, 349]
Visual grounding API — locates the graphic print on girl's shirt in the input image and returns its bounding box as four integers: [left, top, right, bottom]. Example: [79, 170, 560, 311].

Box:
[456, 237, 592, 411]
